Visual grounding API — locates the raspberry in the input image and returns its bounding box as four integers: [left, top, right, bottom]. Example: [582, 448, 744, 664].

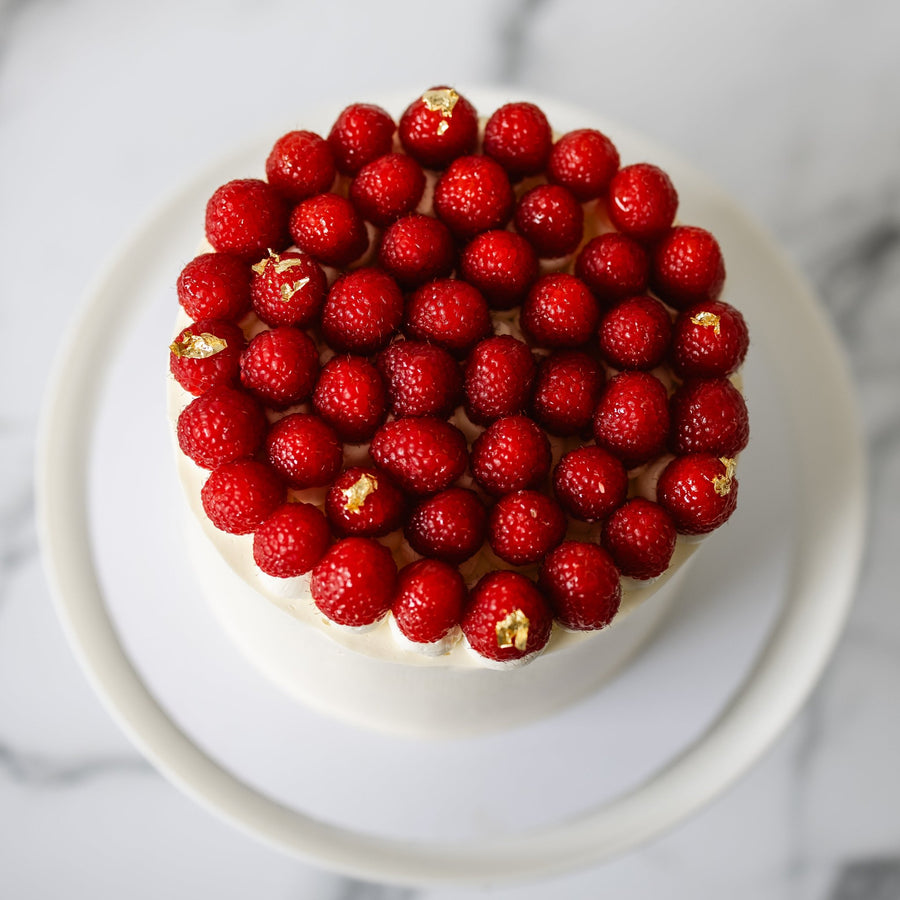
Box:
[657, 453, 739, 535]
[552, 446, 628, 521]
[288, 193, 368, 268]
[459, 230, 538, 310]
[377, 340, 462, 418]
[311, 537, 398, 627]
[393, 559, 467, 644]
[670, 377, 749, 457]
[462, 570, 552, 662]
[433, 155, 514, 240]
[265, 413, 342, 489]
[205, 178, 290, 260]
[325, 467, 405, 537]
[547, 129, 620, 201]
[239, 327, 319, 409]
[312, 355, 386, 443]
[651, 226, 726, 309]
[463, 335, 536, 425]
[201, 458, 284, 535]
[607, 163, 678, 243]
[488, 490, 566, 566]
[177, 253, 251, 322]
[538, 542, 621, 631]
[378, 213, 455, 288]
[521, 273, 599, 348]
[601, 498, 676, 580]
[169, 318, 244, 396]
[321, 267, 404, 355]
[250, 250, 327, 328]
[514, 184, 583, 259]
[350, 153, 426, 227]
[470, 415, 551, 496]
[327, 103, 396, 175]
[398, 86, 478, 169]
[531, 350, 605, 436]
[177, 385, 266, 470]
[253, 502, 331, 577]
[597, 295, 672, 370]
[575, 233, 649, 305]
[405, 279, 491, 357]
[593, 371, 670, 468]
[671, 300, 749, 378]
[482, 102, 552, 180]
[265, 131, 336, 202]
[370, 417, 468, 496]
[406, 487, 487, 564]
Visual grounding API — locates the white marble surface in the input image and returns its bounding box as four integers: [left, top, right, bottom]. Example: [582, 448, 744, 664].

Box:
[1, 0, 898, 897]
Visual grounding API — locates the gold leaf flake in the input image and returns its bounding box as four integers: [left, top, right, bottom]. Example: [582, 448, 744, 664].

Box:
[422, 88, 459, 135]
[341, 473, 379, 514]
[169, 331, 228, 359]
[691, 311, 721, 336]
[436, 120, 449, 136]
[273, 257, 308, 274]
[251, 257, 269, 275]
[280, 277, 311, 302]
[496, 609, 530, 652]
[711, 457, 737, 496]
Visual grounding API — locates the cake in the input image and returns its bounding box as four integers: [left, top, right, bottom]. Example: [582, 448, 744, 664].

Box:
[168, 87, 750, 737]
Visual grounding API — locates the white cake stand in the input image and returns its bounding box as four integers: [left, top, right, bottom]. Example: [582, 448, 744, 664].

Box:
[36, 89, 865, 887]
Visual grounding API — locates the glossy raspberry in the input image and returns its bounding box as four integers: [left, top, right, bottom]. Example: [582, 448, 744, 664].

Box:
[312, 355, 386, 443]
[177, 253, 251, 322]
[405, 279, 491, 357]
[657, 453, 739, 535]
[250, 250, 327, 328]
[470, 415, 551, 496]
[514, 184, 584, 258]
[265, 131, 336, 202]
[521, 273, 599, 347]
[265, 413, 342, 489]
[169, 318, 244, 396]
[378, 213, 455, 288]
[370, 418, 468, 496]
[531, 350, 605, 436]
[321, 268, 404, 355]
[607, 163, 678, 243]
[598, 295, 672, 370]
[253, 502, 331, 577]
[377, 340, 462, 418]
[601, 498, 676, 580]
[575, 233, 649, 305]
[239, 327, 319, 409]
[201, 458, 284, 535]
[288, 193, 368, 268]
[538, 542, 621, 631]
[671, 300, 749, 378]
[350, 153, 426, 227]
[483, 102, 552, 179]
[398, 86, 478, 169]
[325, 467, 405, 537]
[488, 490, 566, 566]
[548, 129, 620, 201]
[205, 179, 290, 260]
[393, 559, 467, 644]
[459, 230, 538, 310]
[463, 335, 536, 425]
[552, 445, 628, 521]
[406, 487, 487, 564]
[433, 155, 514, 240]
[327, 103, 396, 175]
[670, 377, 749, 457]
[651, 226, 726, 309]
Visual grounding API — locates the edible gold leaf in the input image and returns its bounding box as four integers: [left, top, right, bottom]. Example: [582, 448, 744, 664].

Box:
[273, 257, 308, 274]
[251, 257, 269, 275]
[422, 88, 459, 135]
[711, 457, 737, 496]
[436, 120, 449, 136]
[169, 331, 228, 359]
[690, 311, 721, 336]
[341, 472, 379, 514]
[496, 609, 530, 652]
[280, 277, 311, 302]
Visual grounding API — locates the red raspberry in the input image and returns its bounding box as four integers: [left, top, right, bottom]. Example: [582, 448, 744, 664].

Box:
[601, 498, 676, 580]
[169, 318, 244, 396]
[321, 268, 404, 355]
[325, 467, 405, 537]
[265, 413, 342, 489]
[651, 226, 726, 309]
[538, 542, 621, 631]
[657, 453, 739, 535]
[488, 490, 566, 566]
[350, 153, 426, 226]
[470, 415, 551, 496]
[377, 340, 462, 418]
[463, 335, 536, 425]
[398, 86, 478, 169]
[531, 349, 605, 436]
[459, 230, 538, 310]
[598, 295, 672, 370]
[288, 193, 368, 268]
[482, 102, 552, 180]
[177, 385, 266, 470]
[370, 417, 468, 496]
[552, 446, 628, 521]
[547, 129, 620, 201]
[253, 502, 331, 577]
[575, 233, 649, 305]
[393, 559, 467, 644]
[607, 163, 678, 243]
[433, 155, 514, 240]
[405, 279, 491, 357]
[239, 327, 319, 409]
[671, 300, 749, 378]
[205, 178, 290, 260]
[406, 487, 487, 564]
[177, 253, 251, 322]
[521, 273, 599, 347]
[462, 570, 552, 662]
[378, 213, 455, 288]
[265, 131, 336, 202]
[327, 103, 396, 175]
[250, 250, 327, 328]
[670, 377, 749, 457]
[200, 458, 284, 535]
[514, 184, 584, 259]
[311, 537, 398, 627]
[593, 371, 670, 468]
[312, 355, 386, 443]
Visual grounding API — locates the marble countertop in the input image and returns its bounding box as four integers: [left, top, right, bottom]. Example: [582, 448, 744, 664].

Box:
[2, 0, 898, 897]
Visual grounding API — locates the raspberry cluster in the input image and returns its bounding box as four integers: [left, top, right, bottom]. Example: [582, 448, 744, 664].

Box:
[170, 86, 749, 665]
